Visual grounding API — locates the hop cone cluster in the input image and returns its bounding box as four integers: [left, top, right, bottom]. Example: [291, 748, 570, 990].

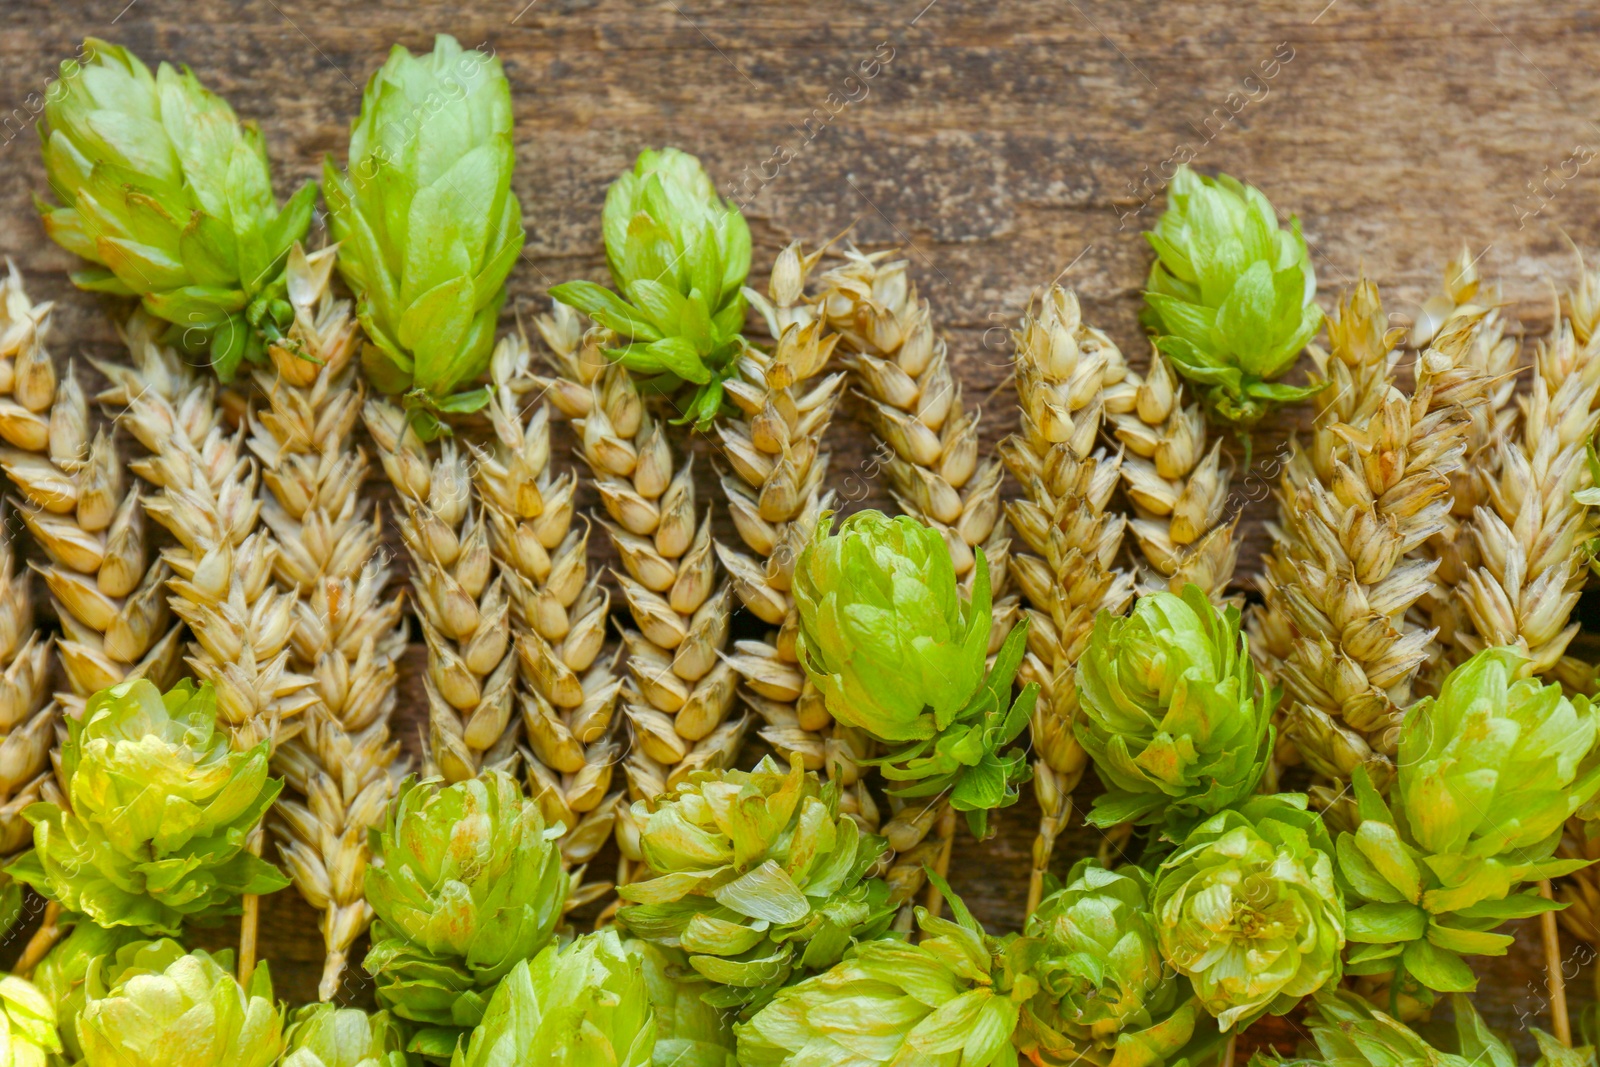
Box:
[617, 754, 893, 1008]
[76, 942, 284, 1067]
[551, 147, 752, 426]
[1143, 165, 1323, 426]
[324, 34, 523, 429]
[9, 679, 287, 933]
[1076, 584, 1272, 835]
[363, 770, 567, 1057]
[1018, 860, 1202, 1067]
[793, 510, 1036, 835]
[1338, 647, 1600, 995]
[1153, 794, 1344, 1031]
[38, 39, 315, 378]
[734, 885, 1035, 1067]
[282, 1004, 415, 1067]
[450, 930, 654, 1067]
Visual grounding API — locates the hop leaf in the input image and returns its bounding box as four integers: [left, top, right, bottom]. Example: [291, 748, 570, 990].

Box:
[793, 511, 1037, 835]
[324, 34, 524, 430]
[7, 679, 288, 933]
[363, 771, 567, 1057]
[76, 943, 285, 1067]
[617, 755, 893, 1010]
[38, 39, 315, 379]
[1336, 647, 1600, 996]
[1019, 859, 1205, 1067]
[1143, 165, 1324, 427]
[550, 147, 751, 429]
[1076, 585, 1274, 836]
[282, 1004, 416, 1067]
[1153, 794, 1344, 1032]
[450, 931, 655, 1067]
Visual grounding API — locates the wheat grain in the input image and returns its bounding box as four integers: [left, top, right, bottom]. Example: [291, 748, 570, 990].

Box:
[998, 286, 1136, 915]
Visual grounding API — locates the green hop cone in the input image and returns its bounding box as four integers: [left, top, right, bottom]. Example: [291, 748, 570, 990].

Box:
[38, 39, 316, 379]
[77, 943, 284, 1067]
[1153, 793, 1344, 1032]
[0, 973, 60, 1067]
[450, 930, 654, 1067]
[324, 34, 524, 433]
[283, 1004, 416, 1067]
[1143, 165, 1324, 427]
[793, 511, 1037, 836]
[364, 770, 567, 1059]
[616, 754, 893, 1010]
[1075, 585, 1273, 836]
[550, 147, 751, 428]
[636, 942, 737, 1067]
[1018, 859, 1205, 1067]
[1336, 646, 1600, 996]
[735, 877, 1034, 1067]
[8, 678, 287, 933]
[31, 921, 150, 1063]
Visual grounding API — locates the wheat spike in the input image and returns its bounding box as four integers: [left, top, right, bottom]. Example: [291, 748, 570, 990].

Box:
[471, 325, 623, 875]
[998, 287, 1136, 915]
[247, 246, 407, 1001]
[533, 304, 743, 882]
[1257, 278, 1489, 819]
[1107, 347, 1239, 601]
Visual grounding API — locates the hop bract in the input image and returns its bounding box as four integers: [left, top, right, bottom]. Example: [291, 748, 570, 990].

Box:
[1076, 585, 1272, 835]
[1019, 860, 1202, 1067]
[1143, 165, 1323, 427]
[1336, 647, 1600, 996]
[551, 147, 751, 428]
[324, 34, 524, 432]
[38, 39, 316, 379]
[734, 884, 1035, 1067]
[793, 511, 1037, 835]
[617, 754, 893, 1009]
[282, 1004, 415, 1067]
[8, 679, 287, 934]
[636, 942, 737, 1067]
[450, 931, 654, 1067]
[76, 943, 285, 1067]
[0, 974, 60, 1067]
[363, 770, 567, 1057]
[32, 923, 149, 1064]
[1153, 794, 1344, 1032]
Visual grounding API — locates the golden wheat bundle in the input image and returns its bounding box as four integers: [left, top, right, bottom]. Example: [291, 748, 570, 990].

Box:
[244, 246, 408, 1001]
[997, 285, 1136, 914]
[470, 324, 623, 881]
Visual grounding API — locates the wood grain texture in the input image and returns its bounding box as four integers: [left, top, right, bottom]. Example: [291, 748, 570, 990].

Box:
[4, 0, 1600, 1050]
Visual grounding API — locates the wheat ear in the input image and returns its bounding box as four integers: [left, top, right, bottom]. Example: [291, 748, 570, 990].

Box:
[998, 286, 1136, 916]
[247, 246, 408, 1001]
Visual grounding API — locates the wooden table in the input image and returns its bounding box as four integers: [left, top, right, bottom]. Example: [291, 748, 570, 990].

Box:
[4, 0, 1600, 1052]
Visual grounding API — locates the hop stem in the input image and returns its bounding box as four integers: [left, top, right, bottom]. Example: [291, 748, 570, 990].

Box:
[1541, 878, 1573, 1047]
[14, 901, 61, 978]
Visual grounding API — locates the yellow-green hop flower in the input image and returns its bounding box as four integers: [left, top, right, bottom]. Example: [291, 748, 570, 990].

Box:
[450, 931, 654, 1067]
[793, 511, 1036, 835]
[38, 39, 316, 379]
[636, 942, 737, 1067]
[31, 922, 149, 1063]
[324, 34, 524, 433]
[282, 1004, 416, 1067]
[1019, 860, 1204, 1067]
[76, 943, 284, 1067]
[1153, 794, 1343, 1032]
[617, 755, 893, 1009]
[1143, 165, 1323, 427]
[0, 973, 60, 1067]
[1337, 647, 1600, 996]
[1076, 585, 1272, 835]
[551, 147, 751, 428]
[364, 770, 567, 1059]
[8, 679, 287, 933]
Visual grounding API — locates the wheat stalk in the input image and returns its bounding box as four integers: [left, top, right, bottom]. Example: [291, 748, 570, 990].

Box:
[534, 305, 744, 882]
[1107, 349, 1238, 602]
[471, 324, 623, 888]
[1255, 278, 1488, 821]
[998, 286, 1136, 916]
[245, 246, 408, 1001]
